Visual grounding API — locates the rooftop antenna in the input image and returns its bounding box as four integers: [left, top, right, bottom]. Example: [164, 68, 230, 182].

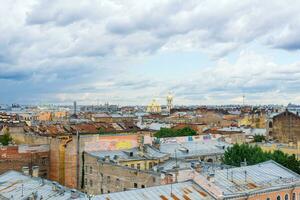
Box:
[242, 94, 245, 106]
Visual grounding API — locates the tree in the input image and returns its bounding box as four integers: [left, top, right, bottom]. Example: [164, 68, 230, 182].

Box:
[223, 143, 300, 174]
[154, 127, 197, 138]
[253, 135, 265, 142]
[0, 129, 12, 146]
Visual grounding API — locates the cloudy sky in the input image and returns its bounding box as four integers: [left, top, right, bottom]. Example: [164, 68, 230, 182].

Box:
[1, 0, 300, 105]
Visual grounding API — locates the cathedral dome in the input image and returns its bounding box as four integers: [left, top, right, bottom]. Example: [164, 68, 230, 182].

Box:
[146, 99, 161, 113]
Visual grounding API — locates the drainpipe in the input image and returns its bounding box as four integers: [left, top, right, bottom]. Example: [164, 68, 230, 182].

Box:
[76, 131, 80, 189]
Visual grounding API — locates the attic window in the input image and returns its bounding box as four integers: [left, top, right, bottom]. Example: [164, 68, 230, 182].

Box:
[129, 152, 133, 157]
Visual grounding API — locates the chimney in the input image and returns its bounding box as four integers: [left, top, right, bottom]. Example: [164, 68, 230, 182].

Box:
[207, 173, 215, 182]
[104, 156, 110, 162]
[195, 163, 202, 173]
[137, 135, 144, 152]
[22, 166, 30, 176]
[32, 166, 39, 177]
[113, 155, 120, 164]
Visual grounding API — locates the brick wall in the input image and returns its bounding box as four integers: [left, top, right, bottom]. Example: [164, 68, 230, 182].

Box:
[272, 111, 300, 143]
[0, 145, 50, 178]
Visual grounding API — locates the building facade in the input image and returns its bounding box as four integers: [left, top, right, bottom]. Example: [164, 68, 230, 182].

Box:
[83, 151, 162, 195]
[270, 110, 300, 143]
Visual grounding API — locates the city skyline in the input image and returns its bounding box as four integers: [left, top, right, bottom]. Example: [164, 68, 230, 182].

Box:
[1, 0, 300, 105]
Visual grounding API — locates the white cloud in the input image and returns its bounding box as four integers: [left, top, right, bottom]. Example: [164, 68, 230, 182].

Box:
[0, 0, 300, 104]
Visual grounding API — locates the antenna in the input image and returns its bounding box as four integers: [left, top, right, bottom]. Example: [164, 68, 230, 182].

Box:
[242, 94, 245, 106]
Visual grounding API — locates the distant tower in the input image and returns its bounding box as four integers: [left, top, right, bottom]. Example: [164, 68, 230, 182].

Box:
[242, 94, 245, 106]
[166, 92, 173, 112]
[73, 101, 77, 115]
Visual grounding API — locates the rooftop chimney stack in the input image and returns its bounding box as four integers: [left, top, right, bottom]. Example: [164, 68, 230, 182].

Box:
[22, 166, 30, 176]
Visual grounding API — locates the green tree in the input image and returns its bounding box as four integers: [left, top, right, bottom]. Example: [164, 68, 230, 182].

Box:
[154, 127, 196, 138]
[253, 135, 266, 142]
[223, 143, 300, 174]
[0, 130, 12, 146]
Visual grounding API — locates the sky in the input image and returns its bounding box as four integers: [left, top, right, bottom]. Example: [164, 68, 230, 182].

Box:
[1, 0, 300, 106]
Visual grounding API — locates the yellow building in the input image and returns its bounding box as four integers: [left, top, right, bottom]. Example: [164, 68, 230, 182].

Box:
[255, 142, 300, 159]
[239, 113, 266, 128]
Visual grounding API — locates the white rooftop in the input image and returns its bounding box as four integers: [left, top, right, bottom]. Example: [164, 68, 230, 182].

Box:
[0, 171, 87, 200]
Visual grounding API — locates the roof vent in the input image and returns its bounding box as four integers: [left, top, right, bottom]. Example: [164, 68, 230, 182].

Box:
[52, 181, 59, 191]
[71, 189, 80, 199]
[178, 147, 189, 153]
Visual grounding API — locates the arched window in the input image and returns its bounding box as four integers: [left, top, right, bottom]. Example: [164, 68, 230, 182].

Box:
[267, 198, 270, 200]
[269, 121, 273, 128]
[285, 194, 289, 200]
[278, 195, 282, 200]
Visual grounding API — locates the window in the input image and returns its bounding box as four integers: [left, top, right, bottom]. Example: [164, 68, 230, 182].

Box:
[42, 157, 47, 165]
[89, 179, 93, 187]
[131, 164, 135, 168]
[149, 162, 153, 169]
[285, 194, 289, 200]
[278, 195, 281, 200]
[108, 190, 110, 193]
[153, 177, 156, 182]
[137, 163, 141, 170]
[269, 121, 273, 128]
[101, 189, 103, 194]
[116, 178, 120, 185]
[107, 176, 111, 183]
[141, 185, 145, 188]
[266, 198, 270, 200]
[292, 193, 296, 200]
[134, 183, 138, 188]
[89, 166, 92, 174]
[84, 178, 87, 186]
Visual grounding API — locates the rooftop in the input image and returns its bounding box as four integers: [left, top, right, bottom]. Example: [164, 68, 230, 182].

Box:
[88, 145, 169, 162]
[0, 171, 86, 200]
[201, 160, 300, 198]
[93, 180, 214, 200]
[158, 141, 229, 159]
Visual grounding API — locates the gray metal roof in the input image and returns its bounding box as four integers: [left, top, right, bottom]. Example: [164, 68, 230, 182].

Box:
[0, 171, 87, 200]
[209, 160, 300, 196]
[93, 181, 214, 200]
[88, 146, 169, 162]
[159, 141, 229, 158]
